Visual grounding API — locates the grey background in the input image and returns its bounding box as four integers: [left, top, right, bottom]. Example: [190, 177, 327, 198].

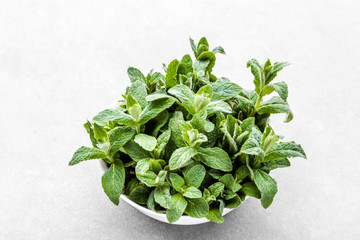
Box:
[1, 0, 359, 239]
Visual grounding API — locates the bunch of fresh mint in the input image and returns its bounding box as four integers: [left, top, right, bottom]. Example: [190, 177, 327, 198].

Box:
[69, 37, 306, 223]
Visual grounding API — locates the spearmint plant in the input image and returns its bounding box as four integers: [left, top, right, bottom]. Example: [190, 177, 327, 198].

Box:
[69, 37, 306, 223]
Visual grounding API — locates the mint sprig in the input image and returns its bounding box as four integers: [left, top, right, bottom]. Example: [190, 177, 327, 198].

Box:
[69, 37, 307, 223]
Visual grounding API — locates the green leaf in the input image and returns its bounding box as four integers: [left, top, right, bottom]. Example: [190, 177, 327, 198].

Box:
[169, 173, 185, 192]
[134, 134, 157, 151]
[235, 165, 250, 182]
[166, 193, 187, 223]
[137, 171, 157, 187]
[83, 121, 97, 148]
[212, 46, 226, 55]
[211, 80, 242, 100]
[108, 126, 135, 157]
[265, 62, 290, 85]
[264, 141, 306, 162]
[197, 51, 216, 72]
[147, 110, 169, 137]
[93, 108, 136, 127]
[189, 37, 198, 57]
[195, 148, 232, 172]
[261, 158, 291, 172]
[240, 117, 255, 132]
[263, 81, 288, 101]
[206, 101, 232, 116]
[184, 165, 206, 188]
[225, 195, 241, 208]
[241, 182, 261, 199]
[165, 59, 179, 89]
[93, 122, 108, 143]
[183, 187, 202, 198]
[146, 89, 174, 102]
[169, 147, 198, 170]
[206, 208, 224, 223]
[247, 59, 264, 95]
[154, 183, 171, 209]
[169, 111, 187, 148]
[123, 140, 151, 162]
[254, 169, 278, 208]
[147, 190, 156, 211]
[257, 96, 293, 122]
[168, 85, 196, 115]
[240, 138, 264, 156]
[127, 67, 145, 82]
[128, 80, 147, 109]
[129, 184, 151, 205]
[185, 198, 209, 218]
[219, 174, 240, 192]
[208, 182, 225, 197]
[178, 54, 193, 76]
[101, 162, 125, 205]
[138, 97, 175, 125]
[135, 158, 151, 174]
[69, 146, 107, 166]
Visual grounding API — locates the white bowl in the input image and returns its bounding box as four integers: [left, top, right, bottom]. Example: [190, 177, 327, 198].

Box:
[97, 99, 244, 224]
[99, 160, 239, 225]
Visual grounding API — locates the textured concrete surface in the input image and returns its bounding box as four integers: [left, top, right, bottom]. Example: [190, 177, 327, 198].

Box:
[1, 0, 359, 239]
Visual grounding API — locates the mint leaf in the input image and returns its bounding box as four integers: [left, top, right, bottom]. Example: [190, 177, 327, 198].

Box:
[185, 198, 209, 218]
[225, 195, 241, 208]
[264, 141, 306, 162]
[247, 59, 264, 95]
[165, 59, 179, 89]
[93, 122, 108, 143]
[183, 187, 202, 198]
[83, 121, 97, 148]
[212, 46, 226, 55]
[254, 169, 278, 208]
[137, 171, 157, 187]
[138, 97, 175, 125]
[263, 81, 288, 101]
[178, 54, 193, 76]
[154, 183, 171, 209]
[146, 90, 175, 102]
[69, 146, 107, 166]
[261, 158, 291, 172]
[134, 134, 157, 151]
[208, 182, 225, 197]
[166, 193, 187, 223]
[169, 147, 198, 170]
[241, 182, 261, 199]
[195, 148, 232, 172]
[123, 140, 151, 162]
[206, 208, 224, 223]
[257, 96, 293, 122]
[93, 108, 136, 127]
[101, 162, 125, 205]
[169, 111, 187, 148]
[212, 80, 242, 100]
[168, 85, 196, 115]
[135, 158, 151, 174]
[129, 184, 151, 205]
[108, 126, 135, 157]
[128, 80, 147, 109]
[240, 138, 264, 156]
[127, 67, 145, 82]
[184, 165, 206, 188]
[206, 101, 232, 116]
[169, 173, 185, 192]
[189, 37, 198, 57]
[265, 61, 290, 85]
